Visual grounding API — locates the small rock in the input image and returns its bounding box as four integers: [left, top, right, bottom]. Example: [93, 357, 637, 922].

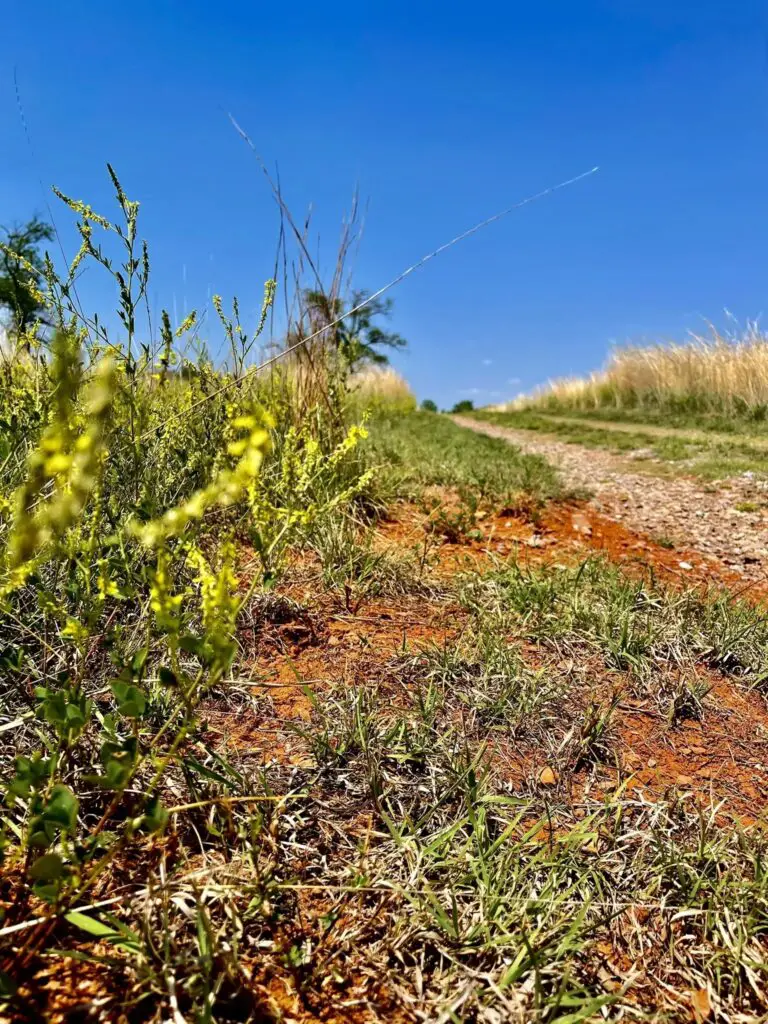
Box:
[571, 512, 592, 536]
[676, 774, 695, 787]
[678, 561, 693, 571]
[647, 758, 658, 769]
[538, 766, 558, 786]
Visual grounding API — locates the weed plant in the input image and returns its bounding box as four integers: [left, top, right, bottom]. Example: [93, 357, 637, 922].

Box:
[0, 170, 384, 1008]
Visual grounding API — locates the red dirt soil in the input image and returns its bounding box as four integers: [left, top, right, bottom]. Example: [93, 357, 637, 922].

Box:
[222, 497, 768, 824]
[12, 494, 768, 1022]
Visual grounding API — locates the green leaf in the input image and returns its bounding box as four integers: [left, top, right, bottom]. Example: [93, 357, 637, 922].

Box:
[287, 943, 310, 968]
[179, 633, 204, 657]
[44, 785, 78, 829]
[0, 647, 23, 672]
[65, 911, 117, 938]
[138, 796, 168, 834]
[131, 647, 149, 675]
[28, 830, 52, 849]
[34, 881, 64, 904]
[29, 852, 64, 881]
[183, 756, 232, 788]
[110, 680, 146, 718]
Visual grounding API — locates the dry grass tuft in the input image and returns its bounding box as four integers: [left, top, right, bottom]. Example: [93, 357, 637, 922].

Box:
[511, 323, 768, 418]
[347, 364, 416, 415]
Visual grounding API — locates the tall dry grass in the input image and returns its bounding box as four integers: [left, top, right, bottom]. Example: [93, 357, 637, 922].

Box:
[347, 364, 416, 415]
[514, 324, 768, 419]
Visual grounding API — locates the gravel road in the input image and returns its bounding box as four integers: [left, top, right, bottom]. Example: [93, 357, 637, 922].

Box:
[453, 415, 768, 583]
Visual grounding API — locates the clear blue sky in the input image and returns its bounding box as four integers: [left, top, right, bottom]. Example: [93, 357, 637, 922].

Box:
[3, 1, 768, 407]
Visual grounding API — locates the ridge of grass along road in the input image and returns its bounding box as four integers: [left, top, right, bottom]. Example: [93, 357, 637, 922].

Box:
[524, 402, 768, 437]
[497, 411, 768, 449]
[371, 410, 563, 506]
[508, 327, 768, 431]
[470, 407, 768, 480]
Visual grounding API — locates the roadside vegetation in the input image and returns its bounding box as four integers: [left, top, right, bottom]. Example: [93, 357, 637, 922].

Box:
[372, 409, 560, 504]
[467, 327, 768, 479]
[514, 324, 768, 427]
[2, 172, 768, 1023]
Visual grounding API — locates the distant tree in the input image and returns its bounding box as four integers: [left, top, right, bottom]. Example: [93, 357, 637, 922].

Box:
[0, 216, 54, 336]
[301, 288, 407, 370]
[420, 398, 438, 412]
[451, 399, 474, 413]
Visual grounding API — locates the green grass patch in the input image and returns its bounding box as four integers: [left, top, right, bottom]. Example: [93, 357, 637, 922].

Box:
[462, 555, 768, 683]
[472, 408, 768, 479]
[278, 563, 768, 1019]
[371, 411, 562, 505]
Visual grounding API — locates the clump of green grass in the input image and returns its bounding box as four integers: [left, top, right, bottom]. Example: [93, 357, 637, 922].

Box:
[403, 625, 565, 736]
[651, 532, 677, 549]
[735, 500, 761, 513]
[310, 513, 439, 611]
[168, 668, 768, 1022]
[660, 672, 712, 725]
[462, 556, 768, 683]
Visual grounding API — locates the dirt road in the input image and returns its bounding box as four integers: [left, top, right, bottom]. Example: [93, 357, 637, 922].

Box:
[453, 414, 768, 582]
[524, 412, 768, 449]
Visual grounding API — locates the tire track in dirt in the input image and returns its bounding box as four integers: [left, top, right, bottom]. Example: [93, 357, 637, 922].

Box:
[452, 414, 768, 583]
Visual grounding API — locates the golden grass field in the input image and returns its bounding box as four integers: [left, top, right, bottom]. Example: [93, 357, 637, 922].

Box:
[508, 324, 768, 418]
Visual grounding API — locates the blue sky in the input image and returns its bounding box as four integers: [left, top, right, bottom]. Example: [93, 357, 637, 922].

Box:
[3, 1, 768, 407]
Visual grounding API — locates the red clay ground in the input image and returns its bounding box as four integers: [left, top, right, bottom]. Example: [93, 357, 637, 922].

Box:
[11, 493, 768, 1022]
[225, 496, 768, 825]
